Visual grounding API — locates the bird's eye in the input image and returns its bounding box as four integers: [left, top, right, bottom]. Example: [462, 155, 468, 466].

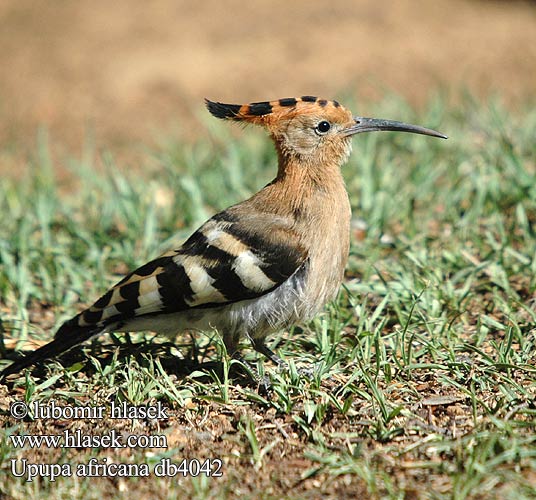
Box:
[315, 120, 331, 135]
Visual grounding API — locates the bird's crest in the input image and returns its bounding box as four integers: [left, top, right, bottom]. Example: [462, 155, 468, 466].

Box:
[205, 96, 353, 128]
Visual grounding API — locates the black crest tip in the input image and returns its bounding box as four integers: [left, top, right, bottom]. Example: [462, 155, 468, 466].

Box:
[205, 99, 242, 120]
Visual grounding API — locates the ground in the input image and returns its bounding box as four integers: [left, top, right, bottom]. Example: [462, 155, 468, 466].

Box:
[0, 2, 536, 499]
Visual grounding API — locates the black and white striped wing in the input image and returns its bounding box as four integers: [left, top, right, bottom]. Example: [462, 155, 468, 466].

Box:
[56, 211, 308, 338]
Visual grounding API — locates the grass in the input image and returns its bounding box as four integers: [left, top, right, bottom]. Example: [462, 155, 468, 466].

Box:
[0, 94, 535, 499]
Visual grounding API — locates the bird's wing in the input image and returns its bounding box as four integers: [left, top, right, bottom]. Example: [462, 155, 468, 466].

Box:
[56, 209, 308, 338]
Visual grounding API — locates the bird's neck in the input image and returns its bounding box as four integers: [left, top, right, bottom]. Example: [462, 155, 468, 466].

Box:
[260, 150, 352, 311]
[267, 154, 349, 218]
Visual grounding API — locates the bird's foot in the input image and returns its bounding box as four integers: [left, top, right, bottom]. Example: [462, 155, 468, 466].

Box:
[295, 364, 315, 379]
[231, 353, 273, 395]
[250, 338, 317, 378]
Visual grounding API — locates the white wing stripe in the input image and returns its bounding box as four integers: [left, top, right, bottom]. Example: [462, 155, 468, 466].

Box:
[139, 276, 159, 296]
[233, 251, 276, 292]
[101, 305, 120, 321]
[180, 257, 227, 306]
[137, 289, 163, 310]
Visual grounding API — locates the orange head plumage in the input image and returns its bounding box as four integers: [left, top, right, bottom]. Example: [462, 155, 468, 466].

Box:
[206, 96, 447, 168]
[206, 96, 355, 165]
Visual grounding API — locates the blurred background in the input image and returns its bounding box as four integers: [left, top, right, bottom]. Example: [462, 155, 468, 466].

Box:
[0, 0, 535, 172]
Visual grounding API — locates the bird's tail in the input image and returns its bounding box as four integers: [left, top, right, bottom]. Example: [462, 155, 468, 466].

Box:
[0, 320, 101, 381]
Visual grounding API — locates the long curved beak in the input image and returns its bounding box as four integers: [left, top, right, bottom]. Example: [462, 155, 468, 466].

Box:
[342, 117, 447, 139]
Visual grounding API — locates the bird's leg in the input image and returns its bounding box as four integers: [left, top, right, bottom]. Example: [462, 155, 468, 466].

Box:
[224, 333, 272, 392]
[251, 338, 287, 370]
[252, 337, 317, 379]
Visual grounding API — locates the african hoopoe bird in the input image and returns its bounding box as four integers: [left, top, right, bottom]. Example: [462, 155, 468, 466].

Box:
[0, 96, 446, 381]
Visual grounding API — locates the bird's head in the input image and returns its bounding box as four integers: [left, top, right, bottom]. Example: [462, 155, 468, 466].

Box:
[206, 96, 447, 168]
